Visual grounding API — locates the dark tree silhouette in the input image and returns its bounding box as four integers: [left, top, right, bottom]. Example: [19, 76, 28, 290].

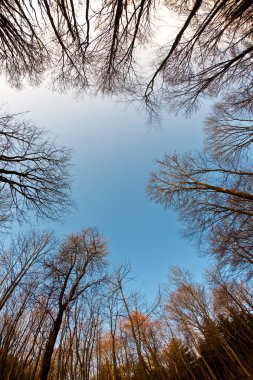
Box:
[0, 110, 72, 225]
[0, 1, 251, 108]
[147, 152, 253, 273]
[205, 93, 253, 163]
[145, 1, 252, 109]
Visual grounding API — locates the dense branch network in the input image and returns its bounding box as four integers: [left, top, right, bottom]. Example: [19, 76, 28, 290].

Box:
[0, 1, 251, 105]
[0, 235, 252, 380]
[0, 111, 72, 224]
[147, 152, 253, 274]
[0, 0, 253, 269]
[0, 1, 251, 151]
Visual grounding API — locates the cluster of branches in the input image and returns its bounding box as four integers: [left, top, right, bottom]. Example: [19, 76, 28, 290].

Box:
[0, 228, 107, 380]
[0, 237, 252, 380]
[146, 3, 253, 278]
[0, 0, 156, 92]
[144, 0, 253, 113]
[147, 148, 253, 276]
[0, 109, 72, 226]
[1, 0, 252, 233]
[0, 1, 252, 107]
[1, 1, 252, 229]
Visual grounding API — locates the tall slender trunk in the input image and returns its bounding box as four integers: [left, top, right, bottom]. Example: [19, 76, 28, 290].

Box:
[118, 283, 149, 378]
[39, 308, 65, 380]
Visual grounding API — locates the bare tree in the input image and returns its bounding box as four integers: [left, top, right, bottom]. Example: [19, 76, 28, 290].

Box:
[0, 110, 72, 225]
[0, 245, 252, 379]
[115, 265, 151, 379]
[165, 267, 252, 379]
[147, 151, 253, 273]
[0, 0, 48, 87]
[38, 227, 107, 380]
[0, 1, 251, 111]
[1, 1, 252, 172]
[0, 231, 54, 312]
[205, 92, 253, 163]
[144, 0, 253, 114]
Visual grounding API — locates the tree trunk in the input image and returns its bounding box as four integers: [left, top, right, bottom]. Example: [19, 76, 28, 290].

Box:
[39, 309, 64, 380]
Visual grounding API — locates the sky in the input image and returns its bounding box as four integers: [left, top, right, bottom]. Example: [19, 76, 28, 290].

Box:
[1, 77, 212, 300]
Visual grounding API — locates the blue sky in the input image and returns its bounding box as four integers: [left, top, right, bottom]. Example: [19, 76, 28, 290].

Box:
[1, 78, 212, 300]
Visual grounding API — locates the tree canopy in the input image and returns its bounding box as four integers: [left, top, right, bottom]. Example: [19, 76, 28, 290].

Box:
[0, 235, 252, 380]
[0, 0, 252, 113]
[0, 2, 252, 378]
[0, 0, 252, 266]
[0, 110, 72, 226]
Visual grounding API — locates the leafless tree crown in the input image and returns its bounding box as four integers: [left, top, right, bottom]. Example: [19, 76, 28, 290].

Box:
[0, 110, 72, 225]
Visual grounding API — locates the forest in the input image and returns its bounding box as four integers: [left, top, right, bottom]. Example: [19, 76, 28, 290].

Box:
[0, 0, 252, 379]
